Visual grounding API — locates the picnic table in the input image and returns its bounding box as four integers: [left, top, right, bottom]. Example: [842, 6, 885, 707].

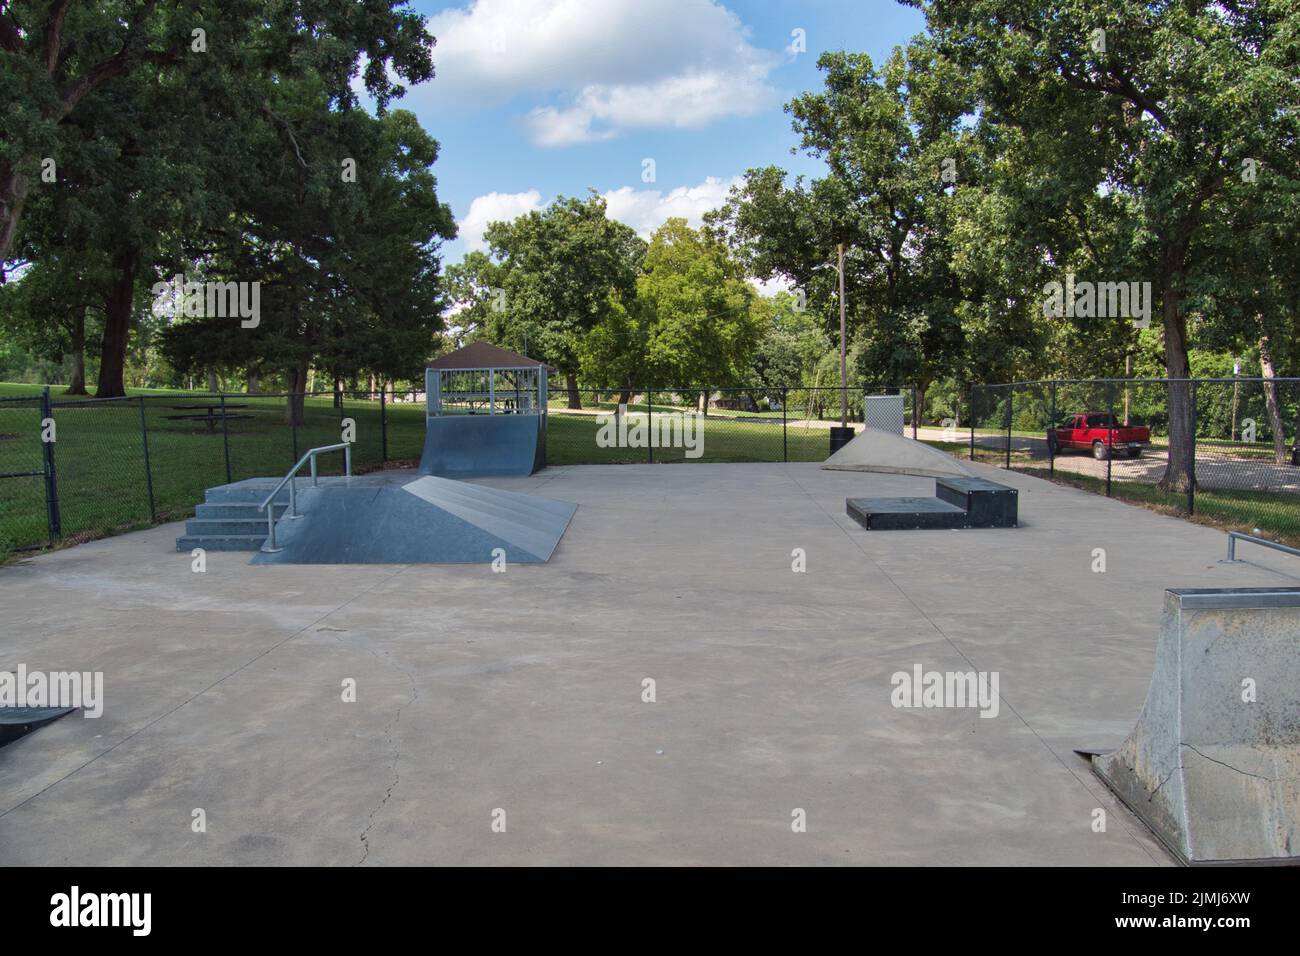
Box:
[162, 403, 252, 432]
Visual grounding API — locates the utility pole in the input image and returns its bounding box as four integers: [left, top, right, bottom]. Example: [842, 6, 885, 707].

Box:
[838, 241, 847, 428]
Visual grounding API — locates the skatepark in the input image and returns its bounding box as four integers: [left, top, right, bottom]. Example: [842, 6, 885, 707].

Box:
[2, 418, 1298, 863]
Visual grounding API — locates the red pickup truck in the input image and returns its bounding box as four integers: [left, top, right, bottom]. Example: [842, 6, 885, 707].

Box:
[1049, 413, 1151, 460]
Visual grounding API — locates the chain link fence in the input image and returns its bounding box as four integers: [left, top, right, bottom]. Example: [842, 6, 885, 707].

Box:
[0, 394, 51, 554]
[0, 388, 409, 554]
[543, 386, 915, 465]
[964, 378, 1300, 545]
[7, 377, 1295, 555]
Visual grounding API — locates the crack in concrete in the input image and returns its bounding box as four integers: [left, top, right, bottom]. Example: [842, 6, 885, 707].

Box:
[354, 666, 418, 866]
[332, 619, 421, 867]
[1181, 743, 1277, 782]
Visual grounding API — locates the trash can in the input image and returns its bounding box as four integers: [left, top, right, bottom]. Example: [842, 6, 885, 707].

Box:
[829, 426, 855, 454]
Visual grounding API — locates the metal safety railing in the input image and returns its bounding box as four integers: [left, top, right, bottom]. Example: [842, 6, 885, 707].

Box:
[259, 442, 352, 553]
[1224, 531, 1300, 564]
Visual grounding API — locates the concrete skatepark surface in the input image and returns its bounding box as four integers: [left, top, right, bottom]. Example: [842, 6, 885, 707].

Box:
[2, 461, 1298, 865]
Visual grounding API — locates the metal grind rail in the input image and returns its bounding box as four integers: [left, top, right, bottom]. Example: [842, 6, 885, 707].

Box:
[259, 442, 352, 553]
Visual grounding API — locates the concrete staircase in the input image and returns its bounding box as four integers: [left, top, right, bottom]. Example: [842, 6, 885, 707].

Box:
[176, 483, 289, 552]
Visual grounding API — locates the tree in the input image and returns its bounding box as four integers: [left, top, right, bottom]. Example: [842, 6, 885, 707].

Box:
[2, 1, 439, 396]
[0, 255, 105, 393]
[710, 43, 978, 419]
[480, 194, 645, 409]
[747, 291, 831, 395]
[909, 0, 1300, 490]
[160, 86, 455, 424]
[0, 1, 434, 267]
[577, 295, 649, 405]
[637, 218, 762, 410]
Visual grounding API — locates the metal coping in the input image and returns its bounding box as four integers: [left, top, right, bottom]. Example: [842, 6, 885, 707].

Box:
[1168, 587, 1300, 610]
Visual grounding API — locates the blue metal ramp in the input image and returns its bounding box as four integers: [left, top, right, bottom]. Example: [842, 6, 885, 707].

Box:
[250, 475, 575, 565]
[417, 415, 544, 477]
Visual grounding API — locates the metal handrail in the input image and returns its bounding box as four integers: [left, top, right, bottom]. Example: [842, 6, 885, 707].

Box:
[258, 442, 352, 553]
[1225, 531, 1300, 563]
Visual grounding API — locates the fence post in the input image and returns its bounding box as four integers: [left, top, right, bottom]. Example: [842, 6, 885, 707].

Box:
[138, 397, 156, 522]
[969, 385, 976, 461]
[1004, 385, 1012, 470]
[647, 389, 653, 463]
[40, 386, 61, 541]
[782, 387, 788, 462]
[1105, 379, 1114, 497]
[220, 393, 232, 485]
[1188, 379, 1197, 515]
[1049, 381, 1057, 478]
[380, 387, 388, 463]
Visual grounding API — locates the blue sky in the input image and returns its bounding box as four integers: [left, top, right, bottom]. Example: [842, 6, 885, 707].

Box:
[398, 0, 926, 266]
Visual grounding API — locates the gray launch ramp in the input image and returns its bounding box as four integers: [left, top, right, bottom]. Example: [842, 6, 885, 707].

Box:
[1090, 588, 1300, 865]
[822, 427, 974, 478]
[251, 475, 576, 565]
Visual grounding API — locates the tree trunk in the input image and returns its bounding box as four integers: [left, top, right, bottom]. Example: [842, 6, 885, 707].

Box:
[0, 162, 30, 269]
[697, 390, 709, 415]
[1259, 334, 1288, 464]
[95, 249, 137, 398]
[247, 366, 260, 394]
[915, 382, 928, 430]
[286, 360, 310, 426]
[616, 389, 632, 406]
[1294, 405, 1300, 463]
[565, 372, 582, 410]
[206, 371, 219, 392]
[333, 374, 343, 408]
[1157, 279, 1195, 493]
[66, 310, 88, 395]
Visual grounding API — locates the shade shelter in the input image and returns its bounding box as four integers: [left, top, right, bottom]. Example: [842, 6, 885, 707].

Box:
[419, 343, 549, 476]
[425, 341, 548, 417]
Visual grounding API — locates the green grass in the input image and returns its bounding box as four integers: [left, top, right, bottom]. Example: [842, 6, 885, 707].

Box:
[545, 410, 831, 464]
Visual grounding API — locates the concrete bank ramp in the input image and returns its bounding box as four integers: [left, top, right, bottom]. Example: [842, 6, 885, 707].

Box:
[821, 427, 974, 478]
[1091, 588, 1300, 865]
[251, 475, 576, 565]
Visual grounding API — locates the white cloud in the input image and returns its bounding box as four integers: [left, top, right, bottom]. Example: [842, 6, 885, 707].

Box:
[426, 0, 779, 144]
[458, 176, 741, 257]
[600, 176, 742, 238]
[526, 68, 772, 146]
[457, 189, 543, 251]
